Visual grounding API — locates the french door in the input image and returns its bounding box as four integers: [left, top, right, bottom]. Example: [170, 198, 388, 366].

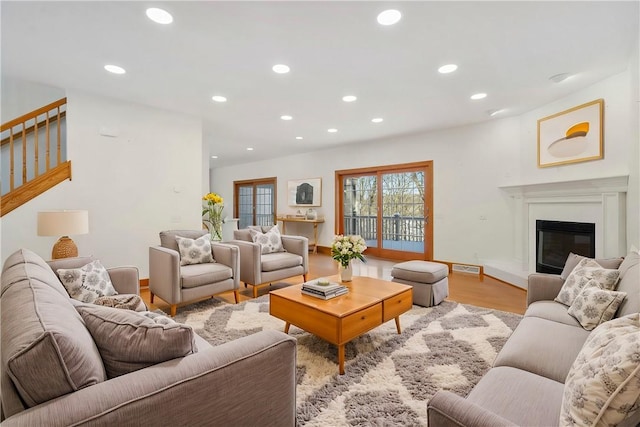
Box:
[234, 177, 277, 229]
[335, 161, 433, 261]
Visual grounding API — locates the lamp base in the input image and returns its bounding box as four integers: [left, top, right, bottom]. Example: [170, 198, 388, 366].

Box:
[52, 236, 78, 259]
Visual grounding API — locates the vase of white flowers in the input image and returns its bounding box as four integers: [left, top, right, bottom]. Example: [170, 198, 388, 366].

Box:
[331, 234, 367, 282]
[202, 192, 224, 241]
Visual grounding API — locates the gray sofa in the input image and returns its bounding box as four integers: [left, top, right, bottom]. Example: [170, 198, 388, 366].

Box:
[428, 251, 640, 427]
[1, 248, 297, 426]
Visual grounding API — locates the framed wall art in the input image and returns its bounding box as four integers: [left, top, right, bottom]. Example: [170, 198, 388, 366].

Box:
[288, 178, 322, 206]
[537, 98, 604, 168]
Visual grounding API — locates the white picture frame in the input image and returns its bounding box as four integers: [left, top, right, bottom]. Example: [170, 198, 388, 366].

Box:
[288, 178, 322, 206]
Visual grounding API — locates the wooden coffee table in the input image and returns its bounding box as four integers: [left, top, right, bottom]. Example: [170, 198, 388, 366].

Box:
[269, 275, 412, 375]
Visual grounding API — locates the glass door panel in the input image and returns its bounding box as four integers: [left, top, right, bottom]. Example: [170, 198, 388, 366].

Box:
[255, 183, 275, 226]
[342, 175, 378, 248]
[235, 179, 276, 228]
[237, 185, 254, 229]
[381, 171, 425, 253]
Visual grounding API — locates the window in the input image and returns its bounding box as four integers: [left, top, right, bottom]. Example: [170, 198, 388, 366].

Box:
[234, 178, 277, 228]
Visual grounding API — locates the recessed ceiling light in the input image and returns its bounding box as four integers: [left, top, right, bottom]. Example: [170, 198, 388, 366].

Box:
[470, 93, 487, 100]
[211, 155, 218, 159]
[328, 128, 338, 133]
[145, 8, 173, 24]
[272, 64, 290, 74]
[280, 115, 293, 121]
[377, 9, 402, 26]
[246, 147, 254, 151]
[342, 95, 357, 102]
[295, 136, 303, 140]
[438, 64, 458, 74]
[104, 64, 126, 74]
[211, 95, 227, 103]
[371, 118, 384, 123]
[549, 73, 572, 83]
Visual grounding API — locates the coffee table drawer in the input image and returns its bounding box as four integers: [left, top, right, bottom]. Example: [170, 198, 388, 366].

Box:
[383, 289, 413, 322]
[342, 303, 382, 342]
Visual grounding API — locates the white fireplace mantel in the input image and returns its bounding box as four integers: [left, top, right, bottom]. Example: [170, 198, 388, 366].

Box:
[484, 175, 628, 289]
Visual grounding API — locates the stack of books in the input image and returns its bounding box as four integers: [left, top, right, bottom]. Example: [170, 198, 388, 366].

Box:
[301, 279, 348, 300]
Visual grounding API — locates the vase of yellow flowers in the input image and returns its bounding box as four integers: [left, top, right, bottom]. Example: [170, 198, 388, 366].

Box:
[202, 192, 224, 241]
[331, 234, 367, 282]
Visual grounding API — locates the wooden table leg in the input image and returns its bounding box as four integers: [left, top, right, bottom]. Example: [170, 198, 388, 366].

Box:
[338, 344, 345, 375]
[394, 317, 402, 334]
[284, 322, 291, 334]
[313, 223, 318, 254]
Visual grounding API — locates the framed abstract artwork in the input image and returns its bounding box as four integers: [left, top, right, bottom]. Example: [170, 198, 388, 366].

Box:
[537, 99, 604, 167]
[288, 178, 322, 207]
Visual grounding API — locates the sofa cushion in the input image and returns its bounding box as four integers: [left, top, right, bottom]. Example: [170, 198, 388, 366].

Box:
[524, 301, 582, 327]
[76, 304, 197, 378]
[175, 234, 214, 266]
[616, 251, 640, 317]
[567, 279, 626, 330]
[467, 366, 564, 426]
[560, 313, 640, 427]
[555, 258, 620, 306]
[1, 249, 106, 414]
[94, 294, 147, 311]
[250, 225, 284, 254]
[180, 263, 233, 289]
[391, 260, 448, 283]
[261, 252, 303, 272]
[560, 253, 623, 280]
[159, 229, 207, 252]
[493, 316, 590, 383]
[233, 228, 252, 242]
[57, 260, 118, 303]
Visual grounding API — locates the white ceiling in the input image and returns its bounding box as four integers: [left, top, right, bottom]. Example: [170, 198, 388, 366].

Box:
[2, 1, 638, 167]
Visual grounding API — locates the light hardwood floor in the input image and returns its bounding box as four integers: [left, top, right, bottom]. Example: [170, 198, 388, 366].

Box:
[141, 253, 527, 316]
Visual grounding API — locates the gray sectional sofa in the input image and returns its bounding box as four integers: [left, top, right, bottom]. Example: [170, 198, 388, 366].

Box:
[1, 248, 297, 426]
[428, 251, 640, 427]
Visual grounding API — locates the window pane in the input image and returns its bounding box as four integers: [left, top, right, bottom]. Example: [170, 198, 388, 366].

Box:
[256, 184, 274, 226]
[381, 171, 425, 253]
[238, 185, 253, 229]
[342, 175, 378, 248]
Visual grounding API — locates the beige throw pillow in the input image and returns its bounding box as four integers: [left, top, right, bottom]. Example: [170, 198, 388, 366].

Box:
[175, 234, 214, 266]
[76, 304, 198, 378]
[249, 225, 284, 254]
[555, 258, 620, 306]
[567, 279, 627, 330]
[57, 260, 118, 303]
[560, 313, 640, 426]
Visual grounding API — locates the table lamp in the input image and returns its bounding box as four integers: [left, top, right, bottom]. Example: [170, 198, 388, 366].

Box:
[37, 210, 89, 259]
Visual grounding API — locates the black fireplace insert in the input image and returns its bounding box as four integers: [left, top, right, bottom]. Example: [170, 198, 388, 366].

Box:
[536, 220, 595, 274]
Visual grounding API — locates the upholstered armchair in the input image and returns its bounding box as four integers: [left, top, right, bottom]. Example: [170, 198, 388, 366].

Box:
[149, 230, 240, 316]
[230, 226, 309, 298]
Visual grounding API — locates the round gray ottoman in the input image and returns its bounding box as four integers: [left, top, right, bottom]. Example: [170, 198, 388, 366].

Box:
[391, 260, 449, 307]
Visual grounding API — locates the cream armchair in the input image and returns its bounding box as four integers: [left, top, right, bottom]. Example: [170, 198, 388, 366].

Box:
[149, 230, 240, 316]
[230, 227, 309, 298]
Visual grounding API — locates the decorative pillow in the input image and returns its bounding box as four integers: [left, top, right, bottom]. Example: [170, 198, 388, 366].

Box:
[567, 279, 627, 330]
[555, 258, 620, 306]
[560, 253, 623, 280]
[249, 225, 285, 254]
[175, 235, 214, 266]
[57, 260, 118, 303]
[76, 304, 198, 378]
[560, 313, 640, 427]
[94, 294, 147, 311]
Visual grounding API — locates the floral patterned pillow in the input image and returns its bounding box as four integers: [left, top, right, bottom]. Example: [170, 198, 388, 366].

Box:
[57, 260, 118, 303]
[560, 313, 640, 426]
[249, 225, 284, 254]
[567, 279, 627, 330]
[555, 258, 620, 306]
[175, 235, 214, 266]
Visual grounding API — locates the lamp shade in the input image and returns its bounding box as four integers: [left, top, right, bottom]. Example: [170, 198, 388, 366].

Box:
[37, 210, 89, 236]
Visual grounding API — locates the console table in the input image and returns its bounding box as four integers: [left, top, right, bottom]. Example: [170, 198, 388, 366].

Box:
[277, 217, 324, 253]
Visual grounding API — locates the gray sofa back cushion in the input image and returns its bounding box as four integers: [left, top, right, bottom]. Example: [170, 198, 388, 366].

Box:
[560, 253, 623, 280]
[159, 230, 207, 252]
[616, 251, 640, 317]
[1, 249, 106, 417]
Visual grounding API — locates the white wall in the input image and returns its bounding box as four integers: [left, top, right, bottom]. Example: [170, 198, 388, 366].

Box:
[211, 67, 639, 265]
[1, 90, 204, 277]
[1, 77, 65, 120]
[628, 40, 640, 248]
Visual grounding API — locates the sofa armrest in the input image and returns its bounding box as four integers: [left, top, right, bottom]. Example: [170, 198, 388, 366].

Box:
[148, 246, 181, 303]
[281, 235, 309, 274]
[211, 242, 240, 289]
[2, 330, 297, 427]
[428, 390, 517, 427]
[228, 240, 262, 285]
[526, 273, 565, 306]
[106, 266, 140, 295]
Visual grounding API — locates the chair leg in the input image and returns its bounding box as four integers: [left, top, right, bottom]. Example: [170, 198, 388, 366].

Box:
[244, 282, 247, 288]
[170, 305, 177, 317]
[150, 292, 155, 303]
[303, 274, 307, 282]
[253, 285, 258, 299]
[234, 290, 239, 304]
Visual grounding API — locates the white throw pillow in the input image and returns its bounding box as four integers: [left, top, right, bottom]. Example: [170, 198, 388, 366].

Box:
[555, 258, 620, 306]
[560, 313, 640, 426]
[57, 260, 118, 303]
[175, 235, 214, 266]
[249, 225, 284, 254]
[567, 279, 627, 331]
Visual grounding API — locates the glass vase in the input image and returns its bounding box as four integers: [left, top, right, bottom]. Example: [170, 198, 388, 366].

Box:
[210, 221, 223, 241]
[339, 261, 353, 282]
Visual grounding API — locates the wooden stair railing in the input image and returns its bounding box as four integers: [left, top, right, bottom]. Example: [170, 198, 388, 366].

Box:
[1, 97, 71, 216]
